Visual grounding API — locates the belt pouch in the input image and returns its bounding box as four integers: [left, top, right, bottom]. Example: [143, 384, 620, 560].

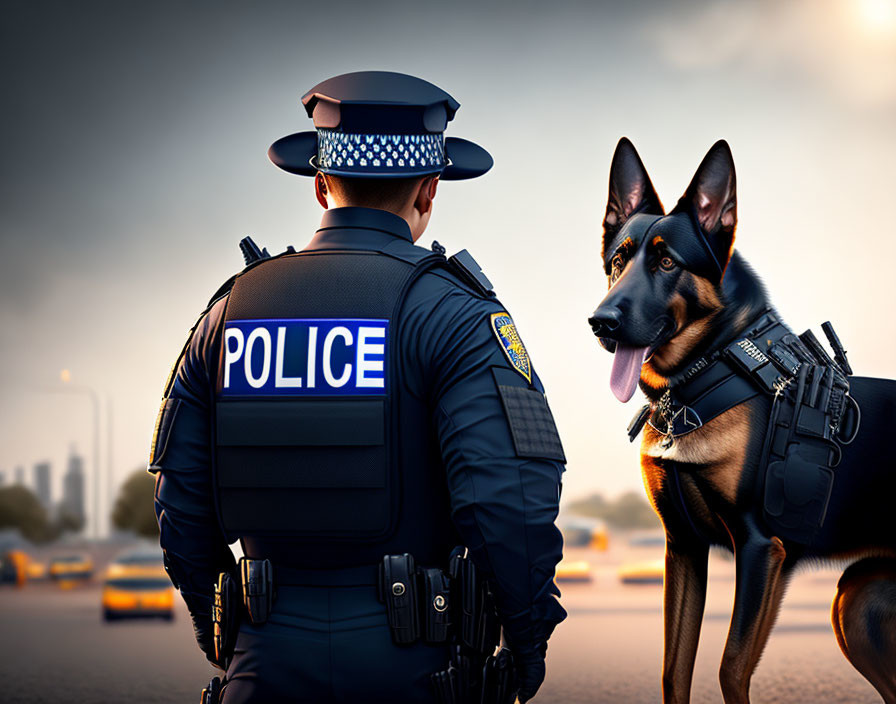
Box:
[422, 567, 451, 644]
[378, 553, 420, 644]
[240, 557, 273, 625]
[213, 572, 240, 667]
[450, 552, 480, 651]
[481, 647, 517, 704]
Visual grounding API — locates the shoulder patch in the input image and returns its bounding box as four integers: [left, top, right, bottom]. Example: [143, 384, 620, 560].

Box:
[490, 312, 532, 383]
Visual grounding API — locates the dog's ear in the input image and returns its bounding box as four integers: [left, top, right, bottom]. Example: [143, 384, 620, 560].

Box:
[675, 140, 737, 253]
[603, 137, 663, 258]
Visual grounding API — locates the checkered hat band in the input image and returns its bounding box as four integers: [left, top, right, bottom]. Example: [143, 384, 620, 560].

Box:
[317, 130, 445, 174]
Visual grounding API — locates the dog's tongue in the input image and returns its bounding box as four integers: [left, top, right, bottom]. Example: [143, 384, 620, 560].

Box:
[610, 344, 649, 402]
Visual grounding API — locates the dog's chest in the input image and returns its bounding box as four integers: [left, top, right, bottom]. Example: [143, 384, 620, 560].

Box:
[640, 404, 752, 538]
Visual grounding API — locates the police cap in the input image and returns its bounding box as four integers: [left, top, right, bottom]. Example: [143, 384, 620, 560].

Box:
[268, 71, 493, 180]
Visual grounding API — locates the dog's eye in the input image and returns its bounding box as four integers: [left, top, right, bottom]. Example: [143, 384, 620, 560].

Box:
[611, 254, 624, 273]
[659, 256, 676, 272]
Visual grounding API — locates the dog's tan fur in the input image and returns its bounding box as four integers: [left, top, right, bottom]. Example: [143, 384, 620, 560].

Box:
[642, 403, 750, 507]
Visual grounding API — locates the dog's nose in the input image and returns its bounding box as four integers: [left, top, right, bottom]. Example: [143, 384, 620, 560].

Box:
[588, 307, 623, 337]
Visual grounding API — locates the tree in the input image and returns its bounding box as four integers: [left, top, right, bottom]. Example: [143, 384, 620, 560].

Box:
[0, 486, 55, 543]
[111, 469, 159, 539]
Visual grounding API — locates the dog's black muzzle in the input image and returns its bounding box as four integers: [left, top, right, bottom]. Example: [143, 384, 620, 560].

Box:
[588, 307, 677, 357]
[588, 307, 622, 352]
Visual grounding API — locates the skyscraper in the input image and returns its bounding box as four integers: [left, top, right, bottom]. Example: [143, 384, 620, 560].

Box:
[34, 461, 51, 509]
[61, 451, 86, 528]
[14, 466, 24, 485]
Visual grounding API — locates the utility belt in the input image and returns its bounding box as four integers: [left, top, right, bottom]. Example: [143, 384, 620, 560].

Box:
[376, 549, 516, 704]
[377, 550, 498, 648]
[202, 550, 517, 704]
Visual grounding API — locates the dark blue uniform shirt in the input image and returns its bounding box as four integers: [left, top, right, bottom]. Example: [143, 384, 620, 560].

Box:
[151, 207, 566, 661]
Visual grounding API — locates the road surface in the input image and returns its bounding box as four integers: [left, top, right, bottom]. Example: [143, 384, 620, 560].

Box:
[0, 544, 882, 703]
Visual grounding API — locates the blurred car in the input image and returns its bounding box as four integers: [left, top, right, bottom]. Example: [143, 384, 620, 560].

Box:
[590, 524, 609, 552]
[105, 548, 164, 578]
[48, 554, 94, 582]
[627, 531, 666, 548]
[555, 559, 593, 583]
[102, 573, 175, 621]
[560, 518, 609, 550]
[25, 561, 48, 581]
[102, 548, 173, 621]
[618, 558, 665, 585]
[0, 550, 28, 587]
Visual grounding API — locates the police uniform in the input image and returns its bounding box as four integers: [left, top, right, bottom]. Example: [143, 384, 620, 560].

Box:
[150, 72, 566, 703]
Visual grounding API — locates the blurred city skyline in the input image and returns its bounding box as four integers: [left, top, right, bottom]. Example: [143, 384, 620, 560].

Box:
[2, 0, 896, 526]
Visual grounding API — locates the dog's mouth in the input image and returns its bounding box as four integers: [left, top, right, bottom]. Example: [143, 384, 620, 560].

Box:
[603, 319, 676, 403]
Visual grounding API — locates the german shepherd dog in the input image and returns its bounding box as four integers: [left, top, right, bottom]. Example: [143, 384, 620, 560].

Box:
[588, 138, 896, 703]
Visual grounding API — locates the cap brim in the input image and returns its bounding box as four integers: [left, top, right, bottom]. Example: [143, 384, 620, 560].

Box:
[442, 137, 493, 180]
[268, 132, 493, 180]
[268, 131, 318, 176]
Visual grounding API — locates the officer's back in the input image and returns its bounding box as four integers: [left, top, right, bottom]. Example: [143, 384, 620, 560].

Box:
[150, 72, 566, 704]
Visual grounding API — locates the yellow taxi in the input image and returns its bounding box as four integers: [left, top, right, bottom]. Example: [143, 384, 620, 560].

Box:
[48, 554, 94, 583]
[105, 550, 164, 578]
[0, 550, 28, 587]
[590, 524, 610, 552]
[102, 549, 174, 621]
[618, 558, 665, 585]
[555, 559, 593, 582]
[25, 561, 48, 581]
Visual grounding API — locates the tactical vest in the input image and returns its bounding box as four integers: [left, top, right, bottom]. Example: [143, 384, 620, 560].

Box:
[213, 247, 445, 559]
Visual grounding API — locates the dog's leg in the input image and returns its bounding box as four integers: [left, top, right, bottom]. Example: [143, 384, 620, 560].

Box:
[719, 526, 788, 704]
[662, 537, 709, 704]
[832, 558, 896, 704]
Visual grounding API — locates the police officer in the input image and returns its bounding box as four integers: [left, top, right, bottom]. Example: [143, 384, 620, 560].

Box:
[149, 71, 566, 703]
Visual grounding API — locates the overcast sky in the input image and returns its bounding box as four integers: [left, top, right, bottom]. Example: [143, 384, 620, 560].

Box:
[2, 0, 895, 530]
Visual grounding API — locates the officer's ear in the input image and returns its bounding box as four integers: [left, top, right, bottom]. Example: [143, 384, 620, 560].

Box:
[315, 172, 330, 209]
[603, 138, 663, 258]
[673, 140, 737, 249]
[413, 176, 439, 216]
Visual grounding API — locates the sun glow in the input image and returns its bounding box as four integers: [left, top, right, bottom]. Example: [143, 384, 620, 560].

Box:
[854, 0, 896, 34]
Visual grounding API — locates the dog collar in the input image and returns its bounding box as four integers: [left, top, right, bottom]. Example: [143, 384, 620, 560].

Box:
[626, 310, 795, 445]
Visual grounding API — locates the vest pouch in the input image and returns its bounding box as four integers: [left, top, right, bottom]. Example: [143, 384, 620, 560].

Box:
[216, 397, 390, 539]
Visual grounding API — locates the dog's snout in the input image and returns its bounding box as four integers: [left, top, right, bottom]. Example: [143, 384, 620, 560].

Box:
[589, 307, 623, 337]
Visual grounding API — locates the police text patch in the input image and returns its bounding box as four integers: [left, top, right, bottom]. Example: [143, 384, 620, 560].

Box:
[221, 318, 387, 396]
[490, 312, 531, 383]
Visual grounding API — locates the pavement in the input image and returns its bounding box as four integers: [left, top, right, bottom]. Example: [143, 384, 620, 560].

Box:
[0, 542, 884, 703]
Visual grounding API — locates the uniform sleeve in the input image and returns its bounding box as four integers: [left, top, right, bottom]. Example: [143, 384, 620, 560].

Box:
[148, 296, 236, 659]
[404, 275, 567, 652]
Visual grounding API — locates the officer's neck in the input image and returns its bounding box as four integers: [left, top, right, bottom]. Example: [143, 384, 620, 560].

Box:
[323, 202, 431, 242]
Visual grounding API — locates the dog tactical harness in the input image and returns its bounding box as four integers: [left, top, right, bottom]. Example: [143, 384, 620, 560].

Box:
[627, 310, 861, 545]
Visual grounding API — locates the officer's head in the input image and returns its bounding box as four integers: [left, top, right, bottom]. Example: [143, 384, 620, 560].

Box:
[314, 172, 439, 242]
[268, 71, 492, 237]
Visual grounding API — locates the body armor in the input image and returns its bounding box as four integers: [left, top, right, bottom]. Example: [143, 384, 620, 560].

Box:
[213, 246, 451, 566]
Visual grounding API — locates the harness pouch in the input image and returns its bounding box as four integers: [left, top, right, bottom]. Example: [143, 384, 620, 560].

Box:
[761, 361, 843, 543]
[764, 450, 834, 536]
